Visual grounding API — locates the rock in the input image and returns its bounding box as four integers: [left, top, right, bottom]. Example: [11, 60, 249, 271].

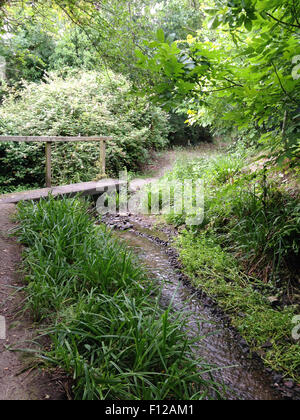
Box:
[273, 374, 283, 384]
[261, 341, 273, 349]
[284, 381, 294, 389]
[119, 223, 133, 231]
[240, 338, 248, 347]
[267, 296, 280, 307]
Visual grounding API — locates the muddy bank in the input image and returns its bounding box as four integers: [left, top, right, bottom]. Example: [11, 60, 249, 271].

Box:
[100, 212, 299, 400]
[0, 204, 66, 400]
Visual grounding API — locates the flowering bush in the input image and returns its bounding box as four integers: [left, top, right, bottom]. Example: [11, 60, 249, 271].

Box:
[0, 70, 170, 190]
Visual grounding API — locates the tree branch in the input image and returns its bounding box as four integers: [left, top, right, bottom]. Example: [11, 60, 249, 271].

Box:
[271, 61, 299, 106]
[224, 77, 243, 88]
[202, 84, 239, 94]
[265, 12, 300, 29]
[292, 0, 300, 26]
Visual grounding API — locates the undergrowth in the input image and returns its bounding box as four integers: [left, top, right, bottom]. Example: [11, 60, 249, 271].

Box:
[0, 70, 170, 192]
[177, 231, 300, 381]
[15, 195, 223, 400]
[152, 146, 300, 382]
[155, 148, 300, 285]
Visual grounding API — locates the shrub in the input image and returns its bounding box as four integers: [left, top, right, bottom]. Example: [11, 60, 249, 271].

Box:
[0, 70, 170, 191]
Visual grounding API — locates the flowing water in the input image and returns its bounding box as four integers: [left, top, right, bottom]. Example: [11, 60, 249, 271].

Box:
[115, 228, 280, 401]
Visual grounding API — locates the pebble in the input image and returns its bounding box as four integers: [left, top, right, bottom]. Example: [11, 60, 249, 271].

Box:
[284, 381, 294, 389]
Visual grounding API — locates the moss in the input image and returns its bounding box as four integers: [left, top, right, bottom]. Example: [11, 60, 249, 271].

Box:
[176, 230, 300, 382]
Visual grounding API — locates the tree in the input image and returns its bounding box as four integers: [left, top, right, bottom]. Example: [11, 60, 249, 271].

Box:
[135, 0, 300, 162]
[0, 23, 55, 84]
[0, 0, 205, 84]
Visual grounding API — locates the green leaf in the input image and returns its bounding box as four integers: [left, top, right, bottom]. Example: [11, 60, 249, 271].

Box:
[135, 49, 145, 63]
[244, 18, 253, 31]
[208, 16, 220, 30]
[156, 28, 165, 43]
[205, 8, 218, 16]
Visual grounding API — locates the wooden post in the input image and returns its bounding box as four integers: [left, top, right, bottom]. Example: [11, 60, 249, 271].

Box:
[45, 142, 52, 188]
[100, 139, 106, 177]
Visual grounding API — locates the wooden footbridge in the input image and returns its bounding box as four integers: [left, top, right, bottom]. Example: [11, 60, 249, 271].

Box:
[0, 136, 125, 204]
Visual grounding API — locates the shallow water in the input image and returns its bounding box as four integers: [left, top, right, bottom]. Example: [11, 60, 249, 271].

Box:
[116, 229, 280, 401]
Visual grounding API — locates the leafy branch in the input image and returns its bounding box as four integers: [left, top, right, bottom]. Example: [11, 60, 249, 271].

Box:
[271, 61, 299, 106]
[265, 12, 300, 29]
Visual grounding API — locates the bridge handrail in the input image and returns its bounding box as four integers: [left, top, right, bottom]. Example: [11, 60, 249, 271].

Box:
[0, 135, 111, 188]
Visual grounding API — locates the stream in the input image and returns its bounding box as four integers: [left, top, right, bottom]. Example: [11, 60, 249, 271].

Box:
[113, 225, 280, 401]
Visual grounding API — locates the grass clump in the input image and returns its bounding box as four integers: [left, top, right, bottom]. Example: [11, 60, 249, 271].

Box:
[15, 195, 222, 400]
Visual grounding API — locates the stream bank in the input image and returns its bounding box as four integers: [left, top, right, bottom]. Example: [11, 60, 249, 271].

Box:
[100, 211, 299, 400]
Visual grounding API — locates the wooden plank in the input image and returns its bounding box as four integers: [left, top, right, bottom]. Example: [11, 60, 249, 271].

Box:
[0, 179, 126, 204]
[45, 142, 52, 188]
[0, 136, 112, 143]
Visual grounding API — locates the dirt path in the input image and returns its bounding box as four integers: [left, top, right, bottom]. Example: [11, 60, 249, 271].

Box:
[0, 204, 65, 400]
[141, 143, 220, 179]
[128, 143, 221, 196]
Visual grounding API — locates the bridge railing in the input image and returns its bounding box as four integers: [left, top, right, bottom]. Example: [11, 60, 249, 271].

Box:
[0, 136, 112, 188]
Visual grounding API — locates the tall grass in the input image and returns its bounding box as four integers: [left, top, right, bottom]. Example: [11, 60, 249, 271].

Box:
[160, 151, 299, 283]
[159, 149, 300, 381]
[15, 195, 222, 400]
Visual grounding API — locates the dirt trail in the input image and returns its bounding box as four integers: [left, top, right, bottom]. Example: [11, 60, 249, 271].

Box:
[142, 143, 219, 178]
[129, 143, 220, 195]
[0, 204, 65, 400]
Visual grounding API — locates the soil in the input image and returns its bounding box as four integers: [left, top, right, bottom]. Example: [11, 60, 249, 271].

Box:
[0, 204, 67, 400]
[140, 143, 221, 179]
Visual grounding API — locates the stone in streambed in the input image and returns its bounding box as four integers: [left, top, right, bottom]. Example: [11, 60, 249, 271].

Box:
[119, 223, 133, 231]
[283, 381, 294, 389]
